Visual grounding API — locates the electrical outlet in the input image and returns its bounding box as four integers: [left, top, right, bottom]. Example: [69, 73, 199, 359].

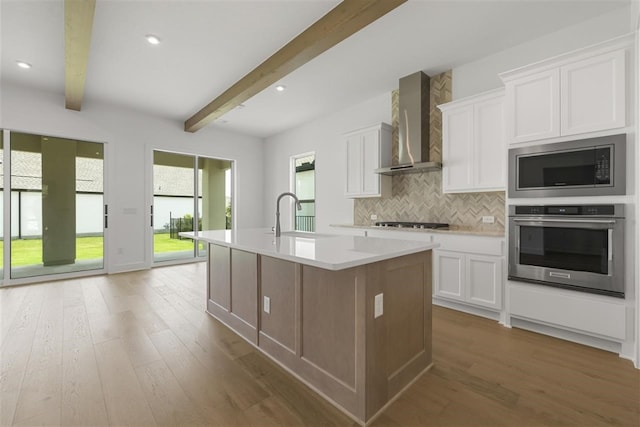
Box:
[263, 296, 271, 314]
[482, 216, 495, 224]
[370, 214, 378, 220]
[374, 293, 383, 318]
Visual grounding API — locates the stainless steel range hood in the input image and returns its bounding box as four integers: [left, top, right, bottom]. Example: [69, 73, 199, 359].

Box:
[375, 71, 442, 175]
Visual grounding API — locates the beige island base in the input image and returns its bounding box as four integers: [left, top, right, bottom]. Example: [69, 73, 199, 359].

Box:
[182, 229, 437, 425]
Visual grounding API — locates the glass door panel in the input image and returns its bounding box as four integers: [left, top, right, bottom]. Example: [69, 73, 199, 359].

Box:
[10, 132, 104, 279]
[196, 157, 232, 258]
[153, 151, 196, 262]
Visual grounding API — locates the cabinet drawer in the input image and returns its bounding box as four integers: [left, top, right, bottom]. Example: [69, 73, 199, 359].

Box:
[435, 234, 504, 256]
[509, 282, 626, 341]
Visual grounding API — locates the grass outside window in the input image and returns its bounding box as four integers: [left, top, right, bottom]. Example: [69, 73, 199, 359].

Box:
[3, 233, 194, 266]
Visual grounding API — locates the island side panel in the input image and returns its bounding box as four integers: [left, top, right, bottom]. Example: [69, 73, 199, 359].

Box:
[260, 256, 297, 353]
[206, 244, 258, 345]
[365, 250, 433, 420]
[208, 244, 230, 310]
[229, 249, 258, 343]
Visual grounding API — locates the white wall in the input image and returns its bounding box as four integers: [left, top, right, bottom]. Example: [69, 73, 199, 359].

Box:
[452, 6, 633, 100]
[263, 92, 391, 233]
[0, 83, 264, 273]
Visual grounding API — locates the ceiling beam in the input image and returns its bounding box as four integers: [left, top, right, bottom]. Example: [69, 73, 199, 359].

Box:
[65, 0, 96, 111]
[184, 0, 407, 133]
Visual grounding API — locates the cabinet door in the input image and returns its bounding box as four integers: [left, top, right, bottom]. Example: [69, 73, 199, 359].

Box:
[345, 135, 362, 196]
[209, 244, 230, 310]
[361, 129, 381, 195]
[230, 249, 258, 328]
[561, 50, 625, 136]
[507, 69, 560, 143]
[442, 105, 473, 192]
[260, 256, 297, 354]
[433, 250, 465, 301]
[474, 97, 505, 190]
[466, 255, 502, 309]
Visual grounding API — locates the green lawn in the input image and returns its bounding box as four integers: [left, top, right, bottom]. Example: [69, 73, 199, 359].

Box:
[1, 233, 194, 266]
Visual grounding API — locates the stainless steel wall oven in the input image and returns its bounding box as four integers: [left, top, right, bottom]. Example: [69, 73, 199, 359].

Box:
[508, 205, 624, 298]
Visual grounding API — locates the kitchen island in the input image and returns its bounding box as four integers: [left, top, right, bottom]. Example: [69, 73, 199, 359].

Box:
[180, 229, 438, 425]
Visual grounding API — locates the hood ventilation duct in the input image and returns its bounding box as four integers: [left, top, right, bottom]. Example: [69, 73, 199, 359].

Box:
[375, 71, 442, 175]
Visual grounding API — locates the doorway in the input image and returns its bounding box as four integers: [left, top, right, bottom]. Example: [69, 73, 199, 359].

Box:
[152, 150, 232, 263]
[8, 131, 106, 280]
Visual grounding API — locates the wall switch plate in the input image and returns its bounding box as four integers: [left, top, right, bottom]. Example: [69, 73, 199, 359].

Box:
[263, 296, 271, 314]
[370, 214, 378, 220]
[482, 216, 495, 224]
[374, 293, 383, 318]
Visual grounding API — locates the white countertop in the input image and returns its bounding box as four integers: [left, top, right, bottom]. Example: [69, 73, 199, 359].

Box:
[331, 224, 505, 237]
[180, 229, 438, 271]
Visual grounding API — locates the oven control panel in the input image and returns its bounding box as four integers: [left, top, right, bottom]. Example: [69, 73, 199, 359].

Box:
[513, 205, 618, 216]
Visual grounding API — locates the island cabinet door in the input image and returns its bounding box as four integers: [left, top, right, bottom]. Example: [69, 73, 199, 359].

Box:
[208, 244, 230, 310]
[229, 249, 258, 342]
[259, 256, 297, 354]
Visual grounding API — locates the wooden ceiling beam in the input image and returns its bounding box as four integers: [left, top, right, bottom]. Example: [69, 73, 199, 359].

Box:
[65, 0, 96, 111]
[184, 0, 407, 133]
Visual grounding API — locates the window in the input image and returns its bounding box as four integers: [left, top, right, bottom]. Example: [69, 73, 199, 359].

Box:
[293, 154, 315, 232]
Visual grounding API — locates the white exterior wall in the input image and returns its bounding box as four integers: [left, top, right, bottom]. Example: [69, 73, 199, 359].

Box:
[0, 84, 264, 273]
[152, 196, 203, 232]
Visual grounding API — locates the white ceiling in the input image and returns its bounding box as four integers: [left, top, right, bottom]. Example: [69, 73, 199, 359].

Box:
[0, 0, 631, 138]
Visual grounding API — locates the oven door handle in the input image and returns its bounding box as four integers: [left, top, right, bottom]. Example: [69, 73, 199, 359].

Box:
[512, 218, 617, 225]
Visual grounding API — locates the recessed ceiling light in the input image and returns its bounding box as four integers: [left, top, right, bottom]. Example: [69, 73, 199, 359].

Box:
[275, 85, 286, 92]
[16, 61, 32, 69]
[145, 34, 161, 45]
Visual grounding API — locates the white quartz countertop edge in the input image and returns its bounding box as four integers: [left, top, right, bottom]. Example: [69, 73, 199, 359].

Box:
[330, 224, 505, 237]
[180, 229, 439, 271]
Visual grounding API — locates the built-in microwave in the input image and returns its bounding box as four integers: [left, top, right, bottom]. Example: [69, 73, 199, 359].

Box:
[508, 134, 626, 198]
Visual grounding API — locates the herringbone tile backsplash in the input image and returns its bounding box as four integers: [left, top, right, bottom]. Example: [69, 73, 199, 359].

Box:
[354, 71, 505, 231]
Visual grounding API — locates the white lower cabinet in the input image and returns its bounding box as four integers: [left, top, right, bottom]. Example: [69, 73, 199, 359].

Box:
[434, 249, 503, 310]
[433, 250, 465, 301]
[508, 282, 626, 341]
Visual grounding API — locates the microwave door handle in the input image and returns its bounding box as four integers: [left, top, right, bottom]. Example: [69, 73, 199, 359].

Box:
[608, 229, 613, 261]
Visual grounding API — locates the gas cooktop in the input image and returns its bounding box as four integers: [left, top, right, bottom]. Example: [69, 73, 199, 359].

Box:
[374, 221, 449, 230]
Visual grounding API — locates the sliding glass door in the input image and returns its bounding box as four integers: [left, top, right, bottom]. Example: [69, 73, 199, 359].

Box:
[9, 132, 105, 279]
[152, 150, 232, 263]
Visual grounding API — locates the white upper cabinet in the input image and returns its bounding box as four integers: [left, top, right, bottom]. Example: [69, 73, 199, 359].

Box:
[439, 89, 505, 193]
[506, 69, 560, 143]
[344, 123, 391, 198]
[501, 35, 630, 145]
[474, 96, 507, 189]
[560, 50, 626, 136]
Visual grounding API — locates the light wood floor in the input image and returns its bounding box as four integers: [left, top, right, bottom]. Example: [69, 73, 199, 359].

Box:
[1, 263, 638, 427]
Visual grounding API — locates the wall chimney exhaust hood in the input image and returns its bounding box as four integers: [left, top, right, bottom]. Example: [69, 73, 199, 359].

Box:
[375, 71, 441, 175]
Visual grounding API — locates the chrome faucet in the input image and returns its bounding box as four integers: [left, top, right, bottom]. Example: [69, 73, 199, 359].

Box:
[275, 192, 302, 237]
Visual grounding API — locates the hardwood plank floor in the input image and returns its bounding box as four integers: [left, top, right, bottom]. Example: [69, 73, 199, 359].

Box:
[0, 262, 638, 427]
